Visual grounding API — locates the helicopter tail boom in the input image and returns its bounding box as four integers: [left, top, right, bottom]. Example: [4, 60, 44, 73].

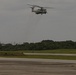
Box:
[30, 7, 35, 12]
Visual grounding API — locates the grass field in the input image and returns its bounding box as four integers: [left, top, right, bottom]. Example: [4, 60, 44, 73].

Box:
[0, 49, 76, 54]
[21, 49, 76, 54]
[1, 55, 76, 60]
[0, 49, 76, 60]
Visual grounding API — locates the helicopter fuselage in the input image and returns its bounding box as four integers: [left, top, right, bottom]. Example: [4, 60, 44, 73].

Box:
[32, 8, 47, 15]
[28, 4, 52, 15]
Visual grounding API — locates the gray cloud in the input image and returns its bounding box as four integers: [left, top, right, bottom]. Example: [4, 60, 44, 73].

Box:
[0, 0, 76, 43]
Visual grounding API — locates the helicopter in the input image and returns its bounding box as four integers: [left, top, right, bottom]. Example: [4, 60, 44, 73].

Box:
[27, 4, 53, 15]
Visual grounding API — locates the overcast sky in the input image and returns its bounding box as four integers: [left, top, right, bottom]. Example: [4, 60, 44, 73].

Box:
[0, 0, 76, 43]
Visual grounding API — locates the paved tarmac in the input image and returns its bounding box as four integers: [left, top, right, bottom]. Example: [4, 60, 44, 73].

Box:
[0, 58, 76, 63]
[24, 53, 76, 56]
[0, 58, 76, 75]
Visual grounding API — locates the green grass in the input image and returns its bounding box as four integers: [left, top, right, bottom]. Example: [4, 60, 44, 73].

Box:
[21, 49, 76, 54]
[1, 55, 76, 60]
[0, 49, 76, 60]
[0, 49, 76, 56]
[23, 55, 76, 60]
[0, 49, 76, 54]
[0, 51, 23, 56]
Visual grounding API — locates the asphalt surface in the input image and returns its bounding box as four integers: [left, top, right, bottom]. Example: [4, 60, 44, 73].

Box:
[23, 53, 76, 56]
[0, 58, 76, 75]
[0, 58, 76, 63]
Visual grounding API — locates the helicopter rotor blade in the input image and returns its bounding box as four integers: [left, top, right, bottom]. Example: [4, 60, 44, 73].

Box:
[27, 4, 54, 9]
[43, 7, 54, 9]
[27, 4, 42, 8]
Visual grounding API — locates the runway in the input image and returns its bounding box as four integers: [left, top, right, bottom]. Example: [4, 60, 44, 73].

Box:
[0, 58, 76, 75]
[23, 53, 76, 56]
[0, 58, 76, 63]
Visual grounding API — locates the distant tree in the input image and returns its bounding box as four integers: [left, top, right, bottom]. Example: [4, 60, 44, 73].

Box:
[0, 40, 76, 51]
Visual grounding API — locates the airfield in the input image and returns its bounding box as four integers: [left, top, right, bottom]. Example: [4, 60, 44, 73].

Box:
[0, 0, 76, 75]
[0, 49, 76, 75]
[0, 58, 76, 75]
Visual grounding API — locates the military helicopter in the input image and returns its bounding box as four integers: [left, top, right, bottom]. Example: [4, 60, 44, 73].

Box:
[27, 4, 53, 15]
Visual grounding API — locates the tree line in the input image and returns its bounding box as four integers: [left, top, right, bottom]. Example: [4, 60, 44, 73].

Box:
[0, 40, 76, 51]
